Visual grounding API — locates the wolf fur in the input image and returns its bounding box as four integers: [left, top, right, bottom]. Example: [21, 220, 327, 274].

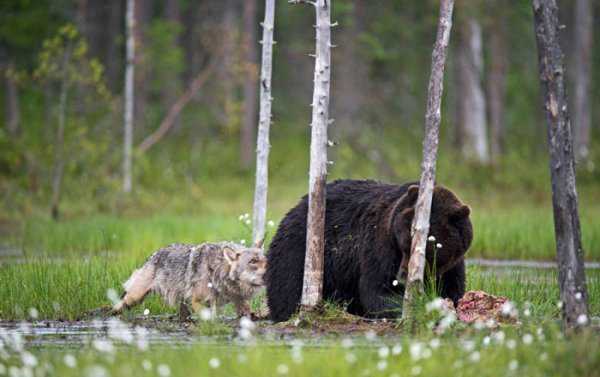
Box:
[112, 242, 266, 318]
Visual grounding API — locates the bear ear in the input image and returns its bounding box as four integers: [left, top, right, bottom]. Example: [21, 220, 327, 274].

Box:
[253, 238, 265, 249]
[450, 205, 470, 221]
[400, 207, 415, 227]
[406, 185, 419, 203]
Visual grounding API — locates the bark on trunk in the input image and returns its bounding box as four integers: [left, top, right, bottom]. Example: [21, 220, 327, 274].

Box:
[456, 17, 489, 164]
[487, 2, 508, 161]
[241, 0, 259, 169]
[572, 0, 592, 162]
[123, 0, 135, 193]
[219, 1, 238, 128]
[50, 45, 73, 220]
[532, 0, 589, 329]
[105, 0, 122, 92]
[403, 0, 454, 319]
[4, 62, 20, 136]
[297, 0, 332, 310]
[252, 0, 276, 245]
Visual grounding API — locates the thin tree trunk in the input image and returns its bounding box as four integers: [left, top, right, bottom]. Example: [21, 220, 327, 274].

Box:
[532, 0, 589, 329]
[457, 17, 489, 164]
[252, 0, 276, 245]
[50, 45, 73, 220]
[572, 0, 592, 162]
[123, 0, 135, 193]
[403, 0, 454, 319]
[4, 62, 20, 136]
[241, 0, 259, 169]
[293, 0, 332, 310]
[138, 58, 217, 153]
[487, 1, 508, 161]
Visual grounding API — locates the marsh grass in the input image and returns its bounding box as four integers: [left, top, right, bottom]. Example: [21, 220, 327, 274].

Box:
[0, 253, 598, 321]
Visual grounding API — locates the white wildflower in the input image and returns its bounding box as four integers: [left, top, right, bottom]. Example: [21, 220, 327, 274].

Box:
[469, 351, 480, 362]
[240, 239, 246, 245]
[28, 308, 38, 320]
[378, 347, 389, 359]
[276, 364, 289, 375]
[92, 339, 115, 354]
[345, 353, 357, 364]
[21, 352, 37, 367]
[508, 360, 518, 371]
[577, 314, 588, 325]
[436, 243, 442, 249]
[575, 292, 582, 300]
[377, 361, 387, 371]
[392, 344, 402, 355]
[143, 308, 150, 316]
[341, 338, 353, 348]
[267, 220, 275, 227]
[428, 236, 436, 242]
[85, 365, 109, 377]
[157, 364, 171, 377]
[392, 280, 399, 286]
[106, 288, 120, 306]
[506, 339, 517, 350]
[199, 308, 212, 321]
[522, 334, 533, 345]
[209, 358, 220, 369]
[429, 338, 441, 349]
[411, 365, 422, 376]
[142, 360, 152, 371]
[63, 354, 77, 368]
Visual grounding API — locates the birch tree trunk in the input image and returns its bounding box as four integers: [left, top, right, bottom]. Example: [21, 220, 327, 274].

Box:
[296, 0, 332, 310]
[50, 45, 73, 221]
[487, 1, 508, 161]
[123, 0, 135, 193]
[403, 0, 454, 320]
[532, 0, 589, 329]
[572, 0, 592, 162]
[457, 17, 489, 164]
[252, 0, 276, 245]
[241, 0, 259, 170]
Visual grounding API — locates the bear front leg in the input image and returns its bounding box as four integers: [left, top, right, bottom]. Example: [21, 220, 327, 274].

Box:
[438, 258, 466, 305]
[359, 277, 402, 318]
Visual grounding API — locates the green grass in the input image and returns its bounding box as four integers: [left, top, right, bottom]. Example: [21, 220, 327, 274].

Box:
[6, 200, 600, 261]
[0, 254, 598, 321]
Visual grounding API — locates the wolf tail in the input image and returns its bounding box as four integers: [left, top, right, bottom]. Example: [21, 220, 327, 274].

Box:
[112, 264, 155, 313]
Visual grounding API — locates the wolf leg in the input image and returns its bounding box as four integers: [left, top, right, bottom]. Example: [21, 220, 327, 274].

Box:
[112, 266, 154, 314]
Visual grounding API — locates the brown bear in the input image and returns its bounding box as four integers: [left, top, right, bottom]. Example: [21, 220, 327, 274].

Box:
[265, 179, 473, 322]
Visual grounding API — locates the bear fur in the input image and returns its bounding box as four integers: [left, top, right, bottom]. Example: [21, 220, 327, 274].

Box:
[265, 179, 473, 322]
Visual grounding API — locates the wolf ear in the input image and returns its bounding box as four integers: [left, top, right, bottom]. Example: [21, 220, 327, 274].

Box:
[253, 238, 264, 249]
[223, 247, 239, 264]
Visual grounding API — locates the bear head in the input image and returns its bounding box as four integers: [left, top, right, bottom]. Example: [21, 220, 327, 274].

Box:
[391, 184, 473, 282]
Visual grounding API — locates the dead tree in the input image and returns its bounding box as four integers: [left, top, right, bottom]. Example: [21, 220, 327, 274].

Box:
[572, 0, 592, 162]
[403, 0, 454, 319]
[123, 0, 135, 193]
[290, 0, 332, 310]
[532, 0, 589, 328]
[138, 58, 217, 153]
[252, 0, 276, 245]
[456, 16, 488, 164]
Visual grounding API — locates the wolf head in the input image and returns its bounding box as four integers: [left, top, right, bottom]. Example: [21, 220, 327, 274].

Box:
[223, 245, 267, 291]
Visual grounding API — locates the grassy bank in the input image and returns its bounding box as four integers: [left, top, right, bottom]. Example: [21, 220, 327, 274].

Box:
[0, 254, 598, 321]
